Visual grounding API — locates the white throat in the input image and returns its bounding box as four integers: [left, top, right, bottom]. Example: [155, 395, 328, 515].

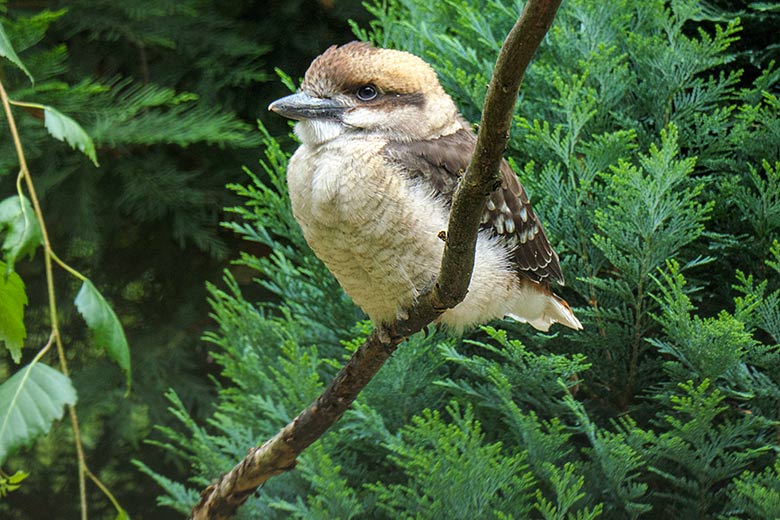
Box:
[294, 119, 345, 146]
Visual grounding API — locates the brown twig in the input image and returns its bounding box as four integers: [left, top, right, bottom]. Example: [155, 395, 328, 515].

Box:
[191, 1, 561, 518]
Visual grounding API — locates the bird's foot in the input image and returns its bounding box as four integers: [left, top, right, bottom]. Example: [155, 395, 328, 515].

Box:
[376, 326, 391, 344]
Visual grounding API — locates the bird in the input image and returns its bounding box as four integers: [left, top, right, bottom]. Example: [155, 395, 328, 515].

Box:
[268, 41, 582, 333]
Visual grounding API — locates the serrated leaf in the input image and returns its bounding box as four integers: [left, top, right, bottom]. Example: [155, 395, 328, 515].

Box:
[0, 195, 43, 271]
[0, 263, 27, 363]
[0, 23, 33, 83]
[75, 279, 131, 388]
[43, 106, 99, 166]
[0, 363, 76, 465]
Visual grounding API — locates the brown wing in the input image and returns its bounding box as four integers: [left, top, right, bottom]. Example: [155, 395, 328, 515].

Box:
[383, 126, 564, 285]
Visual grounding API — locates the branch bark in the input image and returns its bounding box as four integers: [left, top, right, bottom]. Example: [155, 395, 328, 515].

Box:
[191, 2, 561, 518]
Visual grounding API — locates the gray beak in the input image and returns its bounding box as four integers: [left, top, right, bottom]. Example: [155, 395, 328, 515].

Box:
[268, 92, 347, 121]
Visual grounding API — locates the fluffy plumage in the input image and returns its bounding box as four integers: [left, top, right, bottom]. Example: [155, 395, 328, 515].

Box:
[269, 41, 582, 332]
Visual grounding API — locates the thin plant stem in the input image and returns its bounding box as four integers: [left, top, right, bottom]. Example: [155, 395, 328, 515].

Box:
[0, 78, 89, 520]
[30, 331, 56, 365]
[86, 467, 124, 515]
[50, 250, 87, 281]
[8, 99, 46, 110]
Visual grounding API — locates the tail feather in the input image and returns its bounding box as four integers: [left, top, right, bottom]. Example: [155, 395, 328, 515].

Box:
[508, 280, 583, 332]
[544, 294, 583, 330]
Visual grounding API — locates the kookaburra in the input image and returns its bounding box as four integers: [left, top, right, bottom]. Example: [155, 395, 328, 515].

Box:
[269, 41, 582, 333]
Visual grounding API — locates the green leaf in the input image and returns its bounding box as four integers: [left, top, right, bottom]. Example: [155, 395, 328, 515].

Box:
[43, 106, 99, 166]
[0, 22, 33, 83]
[7, 470, 29, 485]
[0, 263, 27, 363]
[0, 195, 43, 271]
[115, 509, 130, 520]
[0, 362, 76, 465]
[0, 470, 28, 498]
[75, 279, 131, 388]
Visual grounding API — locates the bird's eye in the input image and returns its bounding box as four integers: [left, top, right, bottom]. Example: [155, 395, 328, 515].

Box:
[356, 85, 378, 101]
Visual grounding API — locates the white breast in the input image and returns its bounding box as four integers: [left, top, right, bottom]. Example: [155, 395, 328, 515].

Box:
[287, 136, 444, 323]
[286, 134, 523, 332]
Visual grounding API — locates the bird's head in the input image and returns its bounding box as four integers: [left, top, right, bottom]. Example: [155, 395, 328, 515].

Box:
[269, 42, 461, 145]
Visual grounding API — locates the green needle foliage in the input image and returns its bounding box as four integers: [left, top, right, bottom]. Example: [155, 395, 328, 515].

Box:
[136, 0, 780, 518]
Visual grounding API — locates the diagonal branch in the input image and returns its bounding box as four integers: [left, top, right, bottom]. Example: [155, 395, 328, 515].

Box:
[191, 1, 561, 518]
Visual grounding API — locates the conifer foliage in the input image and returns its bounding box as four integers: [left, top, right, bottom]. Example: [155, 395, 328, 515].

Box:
[141, 0, 777, 518]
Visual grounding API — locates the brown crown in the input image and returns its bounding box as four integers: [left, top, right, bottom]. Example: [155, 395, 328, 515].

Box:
[302, 41, 442, 98]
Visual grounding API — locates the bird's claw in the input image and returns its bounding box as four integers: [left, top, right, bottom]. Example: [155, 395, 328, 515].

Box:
[376, 326, 391, 344]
